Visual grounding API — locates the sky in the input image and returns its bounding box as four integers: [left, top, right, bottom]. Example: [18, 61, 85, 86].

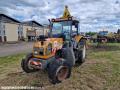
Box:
[0, 0, 120, 32]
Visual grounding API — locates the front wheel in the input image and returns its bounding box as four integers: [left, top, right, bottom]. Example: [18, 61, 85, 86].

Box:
[48, 58, 72, 84]
[21, 53, 38, 73]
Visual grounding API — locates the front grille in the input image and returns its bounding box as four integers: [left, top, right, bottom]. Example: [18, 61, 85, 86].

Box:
[39, 48, 44, 55]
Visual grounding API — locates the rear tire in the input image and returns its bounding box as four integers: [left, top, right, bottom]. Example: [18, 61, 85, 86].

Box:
[48, 58, 72, 84]
[78, 45, 86, 63]
[21, 53, 38, 73]
[76, 39, 86, 65]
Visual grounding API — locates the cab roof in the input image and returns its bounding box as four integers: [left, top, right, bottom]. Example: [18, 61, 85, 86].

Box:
[51, 6, 79, 23]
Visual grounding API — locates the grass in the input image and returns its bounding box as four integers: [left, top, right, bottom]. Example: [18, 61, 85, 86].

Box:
[0, 43, 120, 90]
[87, 51, 120, 90]
[0, 54, 25, 80]
[0, 54, 24, 65]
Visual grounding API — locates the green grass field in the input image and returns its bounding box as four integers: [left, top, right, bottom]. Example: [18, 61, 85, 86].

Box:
[0, 43, 120, 90]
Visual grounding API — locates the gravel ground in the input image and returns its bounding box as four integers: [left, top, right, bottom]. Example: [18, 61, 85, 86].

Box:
[0, 42, 33, 57]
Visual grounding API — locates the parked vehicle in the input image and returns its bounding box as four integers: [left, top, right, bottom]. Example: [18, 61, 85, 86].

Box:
[21, 6, 86, 84]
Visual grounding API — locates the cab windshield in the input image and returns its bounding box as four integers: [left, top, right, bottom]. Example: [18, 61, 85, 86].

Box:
[52, 21, 71, 35]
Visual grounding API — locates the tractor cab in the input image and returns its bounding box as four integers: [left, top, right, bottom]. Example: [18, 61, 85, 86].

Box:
[50, 6, 79, 41]
[33, 6, 83, 59]
[51, 17, 79, 41]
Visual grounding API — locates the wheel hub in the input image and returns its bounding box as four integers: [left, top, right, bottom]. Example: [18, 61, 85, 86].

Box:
[56, 66, 69, 81]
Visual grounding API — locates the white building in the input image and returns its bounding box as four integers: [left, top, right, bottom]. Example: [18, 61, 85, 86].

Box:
[0, 14, 20, 43]
[0, 14, 48, 43]
[22, 21, 43, 41]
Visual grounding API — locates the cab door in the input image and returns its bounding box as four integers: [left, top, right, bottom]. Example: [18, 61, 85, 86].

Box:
[62, 21, 72, 41]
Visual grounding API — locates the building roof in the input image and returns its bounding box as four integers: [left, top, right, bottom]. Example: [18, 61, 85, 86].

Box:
[0, 14, 20, 23]
[43, 24, 49, 28]
[22, 20, 43, 27]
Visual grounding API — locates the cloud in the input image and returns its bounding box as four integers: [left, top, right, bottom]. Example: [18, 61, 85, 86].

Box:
[0, 0, 120, 32]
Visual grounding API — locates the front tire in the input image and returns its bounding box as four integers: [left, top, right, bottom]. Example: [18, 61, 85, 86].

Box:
[48, 58, 72, 84]
[21, 53, 38, 73]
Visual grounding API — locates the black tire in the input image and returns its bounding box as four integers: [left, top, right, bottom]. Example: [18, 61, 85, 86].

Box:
[21, 53, 38, 73]
[76, 39, 86, 65]
[78, 45, 86, 63]
[48, 58, 72, 84]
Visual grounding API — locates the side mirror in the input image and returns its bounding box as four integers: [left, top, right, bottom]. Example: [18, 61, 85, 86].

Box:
[75, 24, 78, 28]
[48, 19, 53, 38]
[48, 19, 51, 23]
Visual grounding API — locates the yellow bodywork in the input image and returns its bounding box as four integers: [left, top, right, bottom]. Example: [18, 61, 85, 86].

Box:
[33, 35, 83, 59]
[33, 38, 63, 59]
[74, 35, 83, 42]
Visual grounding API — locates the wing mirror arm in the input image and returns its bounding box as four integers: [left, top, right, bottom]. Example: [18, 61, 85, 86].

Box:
[48, 19, 53, 38]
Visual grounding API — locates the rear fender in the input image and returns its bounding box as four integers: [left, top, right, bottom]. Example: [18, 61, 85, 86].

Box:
[79, 38, 86, 46]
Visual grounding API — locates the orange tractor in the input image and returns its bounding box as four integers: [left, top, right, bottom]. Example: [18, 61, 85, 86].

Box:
[21, 6, 86, 84]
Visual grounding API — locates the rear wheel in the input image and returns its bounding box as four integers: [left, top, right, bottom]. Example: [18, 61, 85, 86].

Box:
[79, 45, 86, 62]
[21, 53, 38, 73]
[48, 58, 72, 84]
[75, 39, 86, 65]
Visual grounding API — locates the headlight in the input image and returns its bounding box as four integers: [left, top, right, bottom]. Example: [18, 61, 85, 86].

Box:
[34, 51, 38, 54]
[33, 47, 44, 55]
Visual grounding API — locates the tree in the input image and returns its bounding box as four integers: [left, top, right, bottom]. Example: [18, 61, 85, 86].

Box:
[86, 32, 97, 36]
